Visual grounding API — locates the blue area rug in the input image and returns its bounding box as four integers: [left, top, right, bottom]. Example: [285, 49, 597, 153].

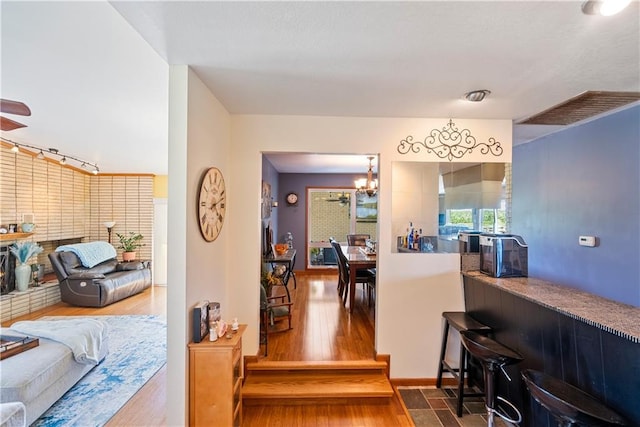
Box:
[33, 315, 166, 427]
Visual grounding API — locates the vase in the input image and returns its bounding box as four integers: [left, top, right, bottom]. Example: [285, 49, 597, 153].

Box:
[14, 263, 31, 292]
[123, 251, 136, 262]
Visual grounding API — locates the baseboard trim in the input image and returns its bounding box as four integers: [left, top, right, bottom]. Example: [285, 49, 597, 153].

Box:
[390, 377, 458, 387]
[374, 353, 390, 378]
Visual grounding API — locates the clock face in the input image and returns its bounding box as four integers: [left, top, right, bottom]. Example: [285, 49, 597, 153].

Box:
[286, 192, 298, 205]
[198, 167, 226, 242]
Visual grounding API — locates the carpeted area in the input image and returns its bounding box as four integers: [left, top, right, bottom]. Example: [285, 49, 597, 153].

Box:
[32, 315, 166, 427]
[397, 385, 513, 427]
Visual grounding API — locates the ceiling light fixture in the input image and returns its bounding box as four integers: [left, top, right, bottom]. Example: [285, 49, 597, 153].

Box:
[355, 156, 378, 197]
[582, 0, 631, 16]
[1, 138, 99, 174]
[464, 90, 491, 102]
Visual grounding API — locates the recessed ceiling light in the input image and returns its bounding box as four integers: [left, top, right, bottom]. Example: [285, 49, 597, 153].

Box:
[582, 0, 631, 16]
[464, 90, 491, 102]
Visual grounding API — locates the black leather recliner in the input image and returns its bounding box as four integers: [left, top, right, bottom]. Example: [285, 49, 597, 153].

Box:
[49, 251, 152, 307]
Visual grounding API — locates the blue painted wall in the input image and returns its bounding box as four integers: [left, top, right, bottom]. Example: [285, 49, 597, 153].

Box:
[512, 105, 640, 307]
[261, 156, 279, 254]
[277, 173, 364, 270]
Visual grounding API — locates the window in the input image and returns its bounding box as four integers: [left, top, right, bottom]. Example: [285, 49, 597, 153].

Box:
[306, 188, 377, 268]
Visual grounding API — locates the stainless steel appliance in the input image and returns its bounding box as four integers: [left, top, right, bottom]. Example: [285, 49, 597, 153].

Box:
[458, 231, 481, 253]
[479, 234, 528, 277]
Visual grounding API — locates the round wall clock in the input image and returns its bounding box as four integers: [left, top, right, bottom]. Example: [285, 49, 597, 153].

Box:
[286, 192, 298, 206]
[198, 167, 226, 242]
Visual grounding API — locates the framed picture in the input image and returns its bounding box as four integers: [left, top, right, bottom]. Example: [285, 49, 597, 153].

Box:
[356, 193, 377, 222]
[261, 181, 272, 219]
[192, 300, 209, 343]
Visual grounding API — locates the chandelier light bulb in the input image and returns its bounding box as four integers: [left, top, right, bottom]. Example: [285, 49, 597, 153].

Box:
[11, 144, 19, 153]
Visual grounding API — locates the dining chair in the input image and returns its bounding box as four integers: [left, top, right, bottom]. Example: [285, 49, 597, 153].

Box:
[347, 234, 370, 246]
[329, 238, 348, 298]
[330, 238, 375, 307]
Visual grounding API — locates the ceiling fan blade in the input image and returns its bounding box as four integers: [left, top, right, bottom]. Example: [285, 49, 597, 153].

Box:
[0, 115, 27, 131]
[0, 99, 31, 116]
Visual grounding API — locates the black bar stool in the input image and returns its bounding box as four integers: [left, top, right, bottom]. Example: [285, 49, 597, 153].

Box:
[521, 369, 627, 427]
[436, 312, 492, 417]
[460, 330, 523, 426]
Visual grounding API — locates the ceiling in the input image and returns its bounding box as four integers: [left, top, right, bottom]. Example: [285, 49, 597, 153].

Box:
[1, 1, 638, 174]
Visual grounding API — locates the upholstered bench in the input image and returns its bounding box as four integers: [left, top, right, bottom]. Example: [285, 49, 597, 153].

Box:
[0, 319, 109, 425]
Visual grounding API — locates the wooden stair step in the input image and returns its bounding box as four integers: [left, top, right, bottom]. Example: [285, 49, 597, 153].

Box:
[243, 361, 393, 405]
[245, 359, 388, 372]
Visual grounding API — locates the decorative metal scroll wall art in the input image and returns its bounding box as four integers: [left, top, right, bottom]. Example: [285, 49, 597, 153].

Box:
[397, 119, 503, 161]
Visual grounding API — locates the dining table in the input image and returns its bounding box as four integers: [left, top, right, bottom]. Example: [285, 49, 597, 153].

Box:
[342, 245, 377, 313]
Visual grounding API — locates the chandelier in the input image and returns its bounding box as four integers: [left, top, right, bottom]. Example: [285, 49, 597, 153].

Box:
[354, 156, 378, 197]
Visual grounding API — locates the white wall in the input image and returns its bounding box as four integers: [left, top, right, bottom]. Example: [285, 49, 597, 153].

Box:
[167, 66, 231, 426]
[153, 198, 168, 285]
[228, 115, 512, 378]
[167, 103, 511, 418]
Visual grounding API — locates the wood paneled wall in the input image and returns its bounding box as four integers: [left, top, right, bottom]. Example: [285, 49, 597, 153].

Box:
[0, 145, 153, 261]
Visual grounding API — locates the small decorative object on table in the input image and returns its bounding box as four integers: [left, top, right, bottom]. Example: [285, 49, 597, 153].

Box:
[9, 241, 43, 291]
[21, 223, 36, 233]
[274, 243, 288, 256]
[192, 300, 209, 343]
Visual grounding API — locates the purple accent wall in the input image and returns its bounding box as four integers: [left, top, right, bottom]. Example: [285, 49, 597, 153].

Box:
[512, 105, 640, 307]
[261, 156, 279, 254]
[277, 173, 365, 270]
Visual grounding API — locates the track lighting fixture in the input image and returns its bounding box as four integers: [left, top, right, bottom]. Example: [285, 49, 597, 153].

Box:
[1, 138, 99, 174]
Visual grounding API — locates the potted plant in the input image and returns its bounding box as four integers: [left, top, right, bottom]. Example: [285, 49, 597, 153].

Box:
[10, 241, 43, 291]
[116, 232, 144, 261]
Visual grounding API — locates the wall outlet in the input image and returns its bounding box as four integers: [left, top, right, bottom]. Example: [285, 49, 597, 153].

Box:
[579, 235, 596, 247]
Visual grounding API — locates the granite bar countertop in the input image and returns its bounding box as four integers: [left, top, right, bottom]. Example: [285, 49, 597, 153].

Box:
[462, 271, 640, 344]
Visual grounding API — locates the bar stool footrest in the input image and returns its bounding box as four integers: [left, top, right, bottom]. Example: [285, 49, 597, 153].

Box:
[492, 396, 522, 425]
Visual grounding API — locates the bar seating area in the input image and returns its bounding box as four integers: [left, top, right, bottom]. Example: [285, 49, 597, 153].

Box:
[460, 271, 638, 426]
[435, 311, 492, 417]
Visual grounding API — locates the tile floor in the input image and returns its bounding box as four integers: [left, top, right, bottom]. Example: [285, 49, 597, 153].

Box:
[398, 386, 513, 427]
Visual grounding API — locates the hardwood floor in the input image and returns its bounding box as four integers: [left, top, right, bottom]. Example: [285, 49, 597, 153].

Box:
[246, 273, 412, 426]
[3, 274, 413, 426]
[261, 272, 376, 361]
[1, 285, 168, 426]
